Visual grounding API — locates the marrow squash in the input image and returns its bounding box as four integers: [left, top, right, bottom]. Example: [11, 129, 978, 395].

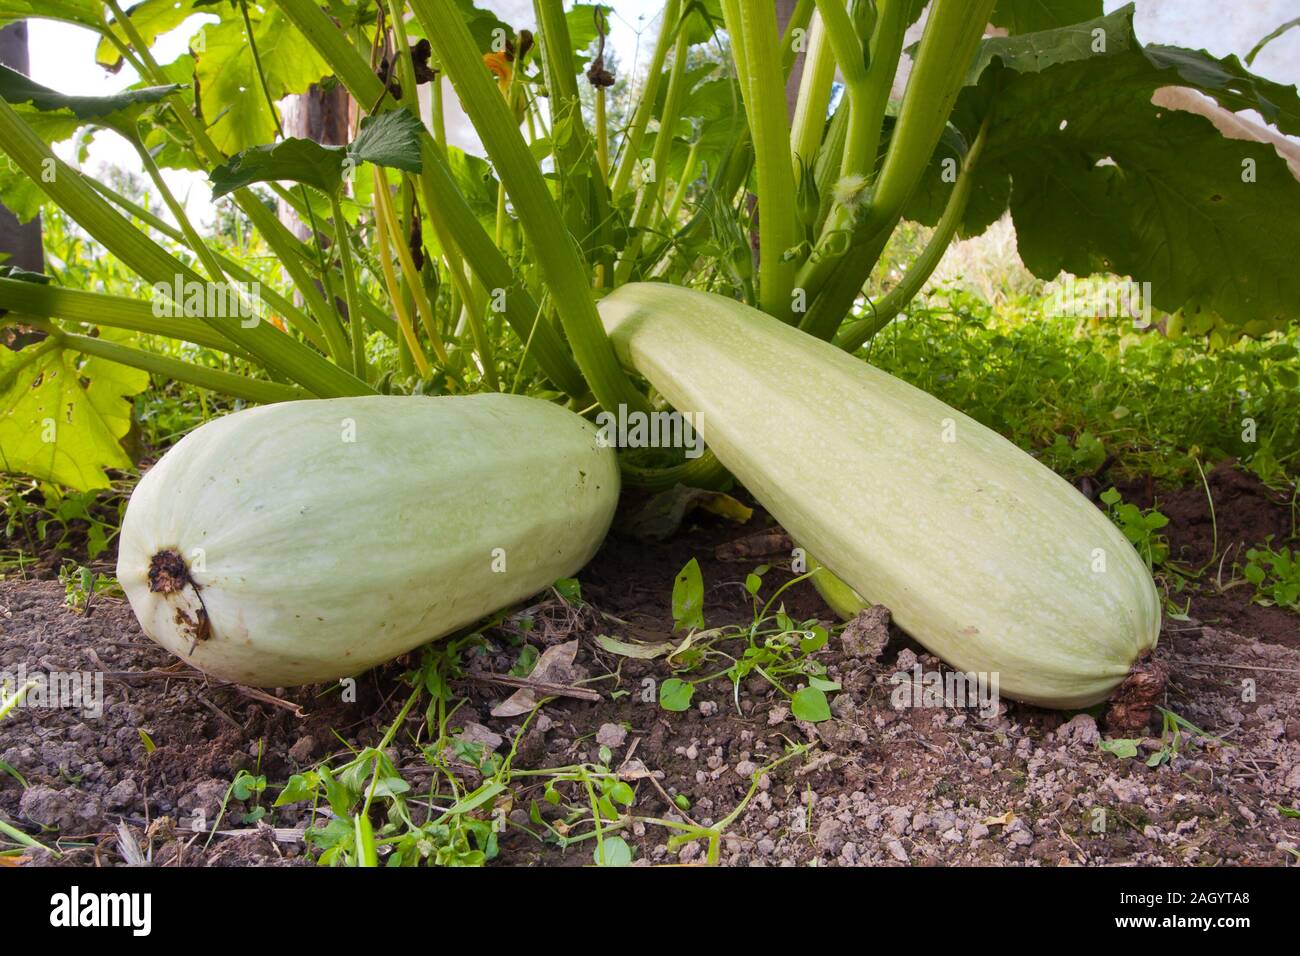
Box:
[598, 283, 1160, 708]
[117, 394, 619, 686]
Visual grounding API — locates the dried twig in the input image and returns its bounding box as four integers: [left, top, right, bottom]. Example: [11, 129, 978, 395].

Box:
[463, 672, 601, 702]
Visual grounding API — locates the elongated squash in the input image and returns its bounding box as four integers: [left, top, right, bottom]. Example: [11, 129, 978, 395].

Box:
[117, 394, 618, 686]
[599, 283, 1160, 708]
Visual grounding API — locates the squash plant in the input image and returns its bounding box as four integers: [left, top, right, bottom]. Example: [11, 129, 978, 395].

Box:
[0, 0, 1296, 493]
[0, 2, 1297, 701]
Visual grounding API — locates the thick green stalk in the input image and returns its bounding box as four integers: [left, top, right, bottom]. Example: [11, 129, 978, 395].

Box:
[534, 0, 584, 110]
[849, 0, 910, 183]
[271, 0, 587, 400]
[85, 177, 330, 352]
[412, 0, 650, 414]
[800, 0, 996, 337]
[798, 0, 907, 283]
[28, 320, 305, 404]
[106, 0, 354, 359]
[0, 279, 246, 355]
[834, 118, 989, 352]
[665, 139, 701, 224]
[868, 0, 994, 226]
[430, 77, 446, 149]
[813, 95, 849, 228]
[790, 12, 835, 168]
[609, 0, 682, 199]
[812, 0, 866, 89]
[620, 450, 730, 492]
[613, 22, 691, 286]
[595, 86, 609, 179]
[329, 193, 367, 379]
[534, 0, 599, 261]
[0, 99, 368, 397]
[724, 0, 798, 319]
[653, 0, 807, 278]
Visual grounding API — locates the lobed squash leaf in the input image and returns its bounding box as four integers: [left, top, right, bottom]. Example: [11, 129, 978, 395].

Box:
[906, 3, 1300, 338]
[990, 0, 1102, 36]
[0, 63, 180, 124]
[209, 108, 425, 199]
[94, 0, 203, 73]
[194, 5, 331, 155]
[0, 331, 148, 491]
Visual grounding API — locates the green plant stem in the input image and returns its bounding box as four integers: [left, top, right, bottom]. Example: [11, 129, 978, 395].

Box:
[800, 0, 996, 339]
[455, 269, 501, 391]
[413, 0, 650, 414]
[124, 135, 222, 287]
[534, 0, 584, 114]
[101, 0, 358, 372]
[371, 182, 434, 378]
[383, 0, 444, 369]
[0, 280, 247, 356]
[618, 449, 730, 492]
[849, 0, 910, 184]
[235, 0, 352, 367]
[864, 0, 994, 237]
[329, 193, 367, 379]
[0, 100, 366, 397]
[84, 178, 331, 352]
[372, 168, 448, 366]
[834, 117, 988, 352]
[533, 0, 600, 265]
[385, 0, 422, 112]
[798, 0, 907, 282]
[609, 0, 682, 199]
[272, 0, 588, 400]
[812, 0, 865, 89]
[430, 76, 446, 148]
[613, 21, 690, 286]
[29, 319, 306, 404]
[789, 11, 835, 168]
[595, 85, 609, 179]
[813, 94, 848, 229]
[665, 139, 701, 224]
[0, 815, 52, 855]
[723, 0, 798, 320]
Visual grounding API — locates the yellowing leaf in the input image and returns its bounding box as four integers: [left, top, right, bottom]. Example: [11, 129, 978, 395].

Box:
[0, 336, 148, 490]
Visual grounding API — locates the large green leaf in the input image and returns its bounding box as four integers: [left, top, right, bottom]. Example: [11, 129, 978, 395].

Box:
[209, 108, 425, 198]
[565, 3, 607, 65]
[990, 0, 1101, 34]
[907, 4, 1300, 337]
[0, 333, 149, 491]
[210, 137, 346, 199]
[96, 0, 203, 72]
[0, 1, 100, 28]
[1142, 44, 1300, 136]
[195, 5, 331, 155]
[0, 63, 180, 124]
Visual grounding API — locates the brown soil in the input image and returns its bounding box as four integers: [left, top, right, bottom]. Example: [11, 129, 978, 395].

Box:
[1116, 460, 1297, 649]
[1, 465, 1296, 867]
